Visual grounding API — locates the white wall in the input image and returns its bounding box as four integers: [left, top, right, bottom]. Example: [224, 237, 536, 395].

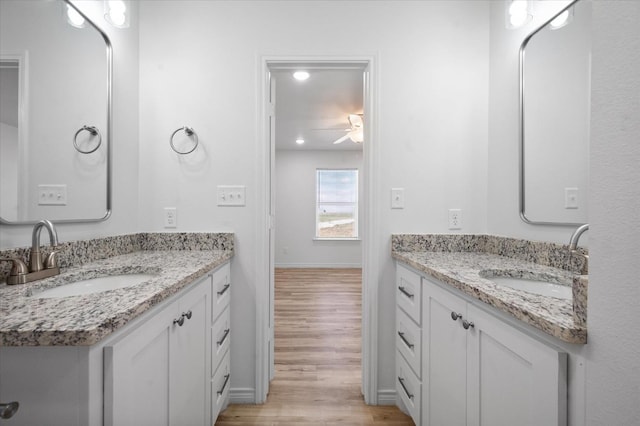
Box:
[275, 150, 362, 267]
[586, 1, 640, 424]
[137, 0, 490, 399]
[0, 0, 140, 249]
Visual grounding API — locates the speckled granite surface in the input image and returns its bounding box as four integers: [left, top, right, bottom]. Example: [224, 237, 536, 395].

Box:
[392, 234, 587, 344]
[0, 233, 234, 346]
[0, 232, 234, 282]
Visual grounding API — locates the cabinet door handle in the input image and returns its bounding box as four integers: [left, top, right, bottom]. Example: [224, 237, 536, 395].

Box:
[398, 286, 414, 299]
[451, 312, 462, 321]
[397, 331, 414, 349]
[173, 315, 185, 327]
[217, 284, 230, 296]
[462, 319, 475, 330]
[184, 310, 192, 320]
[217, 328, 230, 346]
[217, 374, 230, 396]
[398, 377, 414, 400]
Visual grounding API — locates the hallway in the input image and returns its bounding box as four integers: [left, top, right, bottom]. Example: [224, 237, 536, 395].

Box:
[216, 268, 413, 425]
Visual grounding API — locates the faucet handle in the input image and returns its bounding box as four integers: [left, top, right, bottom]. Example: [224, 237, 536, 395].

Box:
[0, 258, 28, 277]
[44, 250, 59, 269]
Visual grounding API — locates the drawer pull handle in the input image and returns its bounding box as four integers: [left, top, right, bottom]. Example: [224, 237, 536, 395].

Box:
[217, 328, 230, 346]
[398, 377, 414, 400]
[397, 331, 414, 349]
[217, 284, 230, 296]
[173, 315, 185, 327]
[184, 310, 193, 320]
[398, 286, 414, 299]
[451, 312, 462, 321]
[462, 319, 475, 330]
[217, 374, 230, 396]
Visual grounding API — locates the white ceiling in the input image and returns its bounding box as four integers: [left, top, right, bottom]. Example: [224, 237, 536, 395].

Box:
[273, 68, 364, 151]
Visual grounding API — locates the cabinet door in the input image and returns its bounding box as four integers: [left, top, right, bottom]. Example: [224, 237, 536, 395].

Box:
[466, 304, 567, 426]
[423, 280, 468, 426]
[171, 278, 211, 426]
[104, 302, 177, 426]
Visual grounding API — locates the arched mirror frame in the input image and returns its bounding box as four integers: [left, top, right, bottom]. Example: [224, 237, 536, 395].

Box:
[0, 0, 112, 226]
[518, 0, 585, 227]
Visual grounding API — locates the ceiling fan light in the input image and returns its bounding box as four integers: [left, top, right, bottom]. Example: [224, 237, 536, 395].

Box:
[293, 71, 310, 81]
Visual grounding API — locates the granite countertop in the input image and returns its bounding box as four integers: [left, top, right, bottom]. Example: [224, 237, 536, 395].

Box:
[393, 250, 587, 344]
[0, 250, 232, 346]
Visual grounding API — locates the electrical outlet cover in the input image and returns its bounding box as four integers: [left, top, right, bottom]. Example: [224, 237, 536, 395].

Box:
[448, 209, 462, 230]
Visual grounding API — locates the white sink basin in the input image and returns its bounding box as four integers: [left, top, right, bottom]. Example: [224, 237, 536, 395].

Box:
[32, 273, 157, 298]
[489, 276, 572, 300]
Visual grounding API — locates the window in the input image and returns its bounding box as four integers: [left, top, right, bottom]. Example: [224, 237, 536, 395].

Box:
[316, 169, 358, 239]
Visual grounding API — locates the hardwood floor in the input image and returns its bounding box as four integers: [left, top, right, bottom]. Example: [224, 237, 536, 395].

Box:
[216, 268, 413, 426]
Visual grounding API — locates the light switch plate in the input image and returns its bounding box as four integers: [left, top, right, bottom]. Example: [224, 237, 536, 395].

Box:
[565, 187, 579, 209]
[217, 185, 246, 206]
[391, 188, 405, 209]
[164, 207, 177, 228]
[38, 184, 67, 205]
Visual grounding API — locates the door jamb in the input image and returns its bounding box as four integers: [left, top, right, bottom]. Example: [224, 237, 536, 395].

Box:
[256, 55, 379, 404]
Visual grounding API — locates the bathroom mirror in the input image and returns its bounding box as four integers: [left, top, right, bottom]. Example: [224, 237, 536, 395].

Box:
[519, 0, 590, 226]
[0, 0, 111, 225]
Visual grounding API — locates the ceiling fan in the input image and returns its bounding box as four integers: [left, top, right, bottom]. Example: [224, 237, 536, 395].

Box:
[333, 114, 364, 145]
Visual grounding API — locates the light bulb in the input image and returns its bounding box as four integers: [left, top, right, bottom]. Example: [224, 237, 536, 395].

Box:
[293, 71, 310, 81]
[66, 5, 85, 28]
[295, 139, 305, 145]
[550, 10, 570, 29]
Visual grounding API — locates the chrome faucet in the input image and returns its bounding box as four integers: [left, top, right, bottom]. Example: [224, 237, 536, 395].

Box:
[568, 223, 589, 274]
[30, 219, 59, 272]
[0, 220, 61, 285]
[569, 223, 589, 252]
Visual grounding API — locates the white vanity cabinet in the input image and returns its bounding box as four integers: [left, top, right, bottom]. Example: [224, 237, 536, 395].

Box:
[104, 273, 211, 426]
[210, 262, 231, 420]
[422, 276, 567, 426]
[0, 261, 231, 426]
[396, 264, 568, 426]
[395, 264, 423, 425]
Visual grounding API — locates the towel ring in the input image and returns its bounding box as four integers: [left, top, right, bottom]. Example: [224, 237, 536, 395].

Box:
[170, 126, 198, 155]
[73, 125, 102, 154]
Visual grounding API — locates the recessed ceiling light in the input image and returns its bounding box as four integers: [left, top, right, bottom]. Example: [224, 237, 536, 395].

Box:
[293, 71, 310, 81]
[295, 138, 305, 145]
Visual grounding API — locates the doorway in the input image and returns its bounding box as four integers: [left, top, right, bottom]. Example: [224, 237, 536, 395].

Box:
[257, 58, 379, 404]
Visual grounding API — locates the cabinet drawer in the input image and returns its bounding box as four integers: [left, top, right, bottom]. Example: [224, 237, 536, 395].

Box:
[212, 306, 231, 374]
[397, 307, 422, 379]
[211, 349, 231, 421]
[397, 264, 422, 325]
[397, 349, 421, 426]
[211, 262, 231, 323]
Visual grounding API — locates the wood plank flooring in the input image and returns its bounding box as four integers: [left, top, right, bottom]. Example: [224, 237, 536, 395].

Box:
[215, 268, 413, 426]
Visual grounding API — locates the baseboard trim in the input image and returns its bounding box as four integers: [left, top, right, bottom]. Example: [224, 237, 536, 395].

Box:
[377, 389, 397, 406]
[230, 388, 256, 404]
[274, 263, 362, 268]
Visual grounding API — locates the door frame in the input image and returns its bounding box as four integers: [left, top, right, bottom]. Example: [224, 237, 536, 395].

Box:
[256, 55, 379, 404]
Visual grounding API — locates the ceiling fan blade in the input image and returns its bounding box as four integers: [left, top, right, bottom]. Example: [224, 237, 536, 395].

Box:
[333, 134, 351, 144]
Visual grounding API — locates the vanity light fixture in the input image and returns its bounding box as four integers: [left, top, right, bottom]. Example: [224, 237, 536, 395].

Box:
[295, 138, 305, 145]
[293, 71, 310, 81]
[66, 4, 86, 28]
[104, 0, 130, 28]
[507, 0, 532, 29]
[549, 8, 573, 30]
